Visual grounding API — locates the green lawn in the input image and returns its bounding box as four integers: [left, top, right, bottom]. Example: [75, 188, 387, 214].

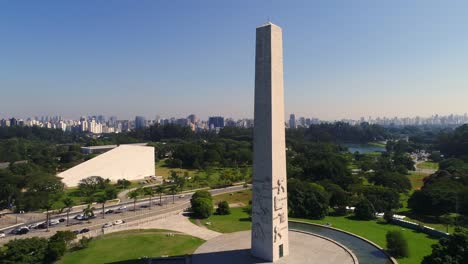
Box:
[58, 229, 204, 264]
[291, 216, 438, 264]
[408, 171, 428, 191]
[368, 142, 387, 148]
[213, 189, 252, 206]
[416, 161, 439, 171]
[155, 159, 198, 178]
[190, 207, 251, 233]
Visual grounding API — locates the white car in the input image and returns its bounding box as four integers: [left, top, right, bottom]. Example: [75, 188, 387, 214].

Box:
[0, 232, 5, 238]
[49, 219, 60, 226]
[113, 219, 125, 225]
[28, 222, 41, 229]
[102, 222, 113, 228]
[117, 206, 127, 211]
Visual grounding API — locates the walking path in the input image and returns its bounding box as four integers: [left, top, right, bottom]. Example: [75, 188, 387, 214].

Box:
[133, 212, 220, 240]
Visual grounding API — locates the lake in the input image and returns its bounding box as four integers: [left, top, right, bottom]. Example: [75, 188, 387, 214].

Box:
[343, 143, 386, 154]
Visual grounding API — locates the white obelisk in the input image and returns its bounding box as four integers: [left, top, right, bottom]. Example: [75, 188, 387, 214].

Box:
[251, 22, 289, 262]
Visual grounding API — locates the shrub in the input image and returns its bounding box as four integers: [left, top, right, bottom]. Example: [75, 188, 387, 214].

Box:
[45, 240, 66, 263]
[354, 199, 376, 220]
[386, 231, 409, 258]
[78, 237, 92, 249]
[216, 201, 231, 215]
[191, 190, 212, 203]
[384, 210, 394, 223]
[191, 198, 213, 218]
[49, 230, 77, 246]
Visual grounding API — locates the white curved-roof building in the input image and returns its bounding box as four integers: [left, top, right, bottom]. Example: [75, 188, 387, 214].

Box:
[58, 145, 155, 187]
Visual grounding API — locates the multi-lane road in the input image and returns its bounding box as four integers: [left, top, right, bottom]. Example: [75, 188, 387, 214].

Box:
[0, 185, 248, 243]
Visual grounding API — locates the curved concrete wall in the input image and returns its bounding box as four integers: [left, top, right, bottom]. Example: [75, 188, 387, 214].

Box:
[58, 145, 155, 187]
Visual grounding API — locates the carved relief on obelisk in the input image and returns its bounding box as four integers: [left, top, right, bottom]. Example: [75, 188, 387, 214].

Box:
[251, 22, 289, 262]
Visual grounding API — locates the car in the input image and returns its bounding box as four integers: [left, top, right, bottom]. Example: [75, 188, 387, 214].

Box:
[117, 206, 127, 211]
[58, 218, 66, 222]
[178, 194, 185, 198]
[102, 222, 113, 228]
[74, 214, 84, 220]
[11, 227, 29, 235]
[140, 204, 149, 208]
[37, 222, 48, 229]
[113, 219, 125, 225]
[73, 228, 90, 234]
[104, 209, 114, 214]
[28, 222, 41, 229]
[0, 232, 5, 238]
[49, 219, 60, 226]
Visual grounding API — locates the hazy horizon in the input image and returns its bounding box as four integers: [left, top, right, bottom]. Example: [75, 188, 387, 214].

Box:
[1, 0, 468, 120]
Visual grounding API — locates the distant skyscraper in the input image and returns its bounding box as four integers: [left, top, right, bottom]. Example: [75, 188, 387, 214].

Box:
[135, 116, 147, 130]
[187, 114, 197, 124]
[289, 114, 296, 129]
[251, 22, 289, 262]
[208, 116, 224, 130]
[9, 118, 18, 127]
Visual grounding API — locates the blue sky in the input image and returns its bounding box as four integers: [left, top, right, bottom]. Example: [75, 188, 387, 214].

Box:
[1, 0, 468, 120]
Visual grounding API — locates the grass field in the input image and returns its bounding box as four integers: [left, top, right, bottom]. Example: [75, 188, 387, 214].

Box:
[213, 189, 252, 206]
[155, 159, 198, 178]
[58, 229, 204, 264]
[293, 216, 438, 264]
[408, 171, 429, 191]
[190, 207, 251, 233]
[416, 161, 439, 171]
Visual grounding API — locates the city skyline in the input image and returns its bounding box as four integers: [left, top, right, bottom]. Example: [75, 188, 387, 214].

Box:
[2, 1, 468, 119]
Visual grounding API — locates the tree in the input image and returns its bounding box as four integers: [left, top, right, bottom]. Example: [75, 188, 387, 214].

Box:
[23, 173, 64, 231]
[49, 230, 77, 247]
[62, 197, 75, 226]
[216, 201, 231, 215]
[191, 198, 213, 218]
[82, 203, 95, 222]
[96, 195, 107, 219]
[386, 231, 409, 258]
[78, 176, 106, 196]
[354, 199, 375, 220]
[0, 237, 49, 264]
[168, 184, 178, 204]
[45, 240, 66, 263]
[422, 228, 468, 264]
[155, 185, 165, 205]
[288, 179, 329, 219]
[191, 190, 213, 202]
[143, 187, 154, 209]
[384, 210, 394, 223]
[128, 189, 141, 211]
[117, 178, 131, 189]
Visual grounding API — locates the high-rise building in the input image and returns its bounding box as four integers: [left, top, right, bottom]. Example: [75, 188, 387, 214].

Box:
[9, 118, 18, 127]
[251, 22, 289, 262]
[135, 116, 147, 130]
[187, 114, 197, 124]
[208, 116, 224, 130]
[288, 114, 296, 129]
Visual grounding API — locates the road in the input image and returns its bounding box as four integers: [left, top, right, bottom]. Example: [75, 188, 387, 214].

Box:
[0, 185, 248, 244]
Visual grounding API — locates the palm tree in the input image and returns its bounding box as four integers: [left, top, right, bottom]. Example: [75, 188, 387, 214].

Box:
[155, 185, 165, 206]
[169, 185, 178, 204]
[82, 203, 95, 223]
[96, 195, 107, 219]
[128, 189, 141, 212]
[143, 187, 154, 209]
[62, 197, 75, 226]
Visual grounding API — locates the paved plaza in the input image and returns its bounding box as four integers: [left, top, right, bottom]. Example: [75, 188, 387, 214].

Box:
[192, 230, 356, 264]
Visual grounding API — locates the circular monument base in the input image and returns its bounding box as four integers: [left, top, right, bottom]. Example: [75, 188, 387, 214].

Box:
[192, 230, 356, 264]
